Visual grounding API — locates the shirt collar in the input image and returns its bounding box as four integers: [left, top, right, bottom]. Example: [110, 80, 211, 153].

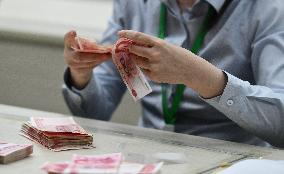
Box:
[160, 0, 226, 14]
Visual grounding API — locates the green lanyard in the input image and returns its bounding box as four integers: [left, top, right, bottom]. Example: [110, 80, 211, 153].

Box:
[159, 3, 216, 124]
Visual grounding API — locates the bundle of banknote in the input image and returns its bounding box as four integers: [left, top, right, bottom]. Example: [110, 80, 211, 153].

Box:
[20, 117, 93, 151]
[72, 36, 152, 101]
[41, 153, 163, 174]
[72, 36, 112, 54]
[0, 142, 33, 164]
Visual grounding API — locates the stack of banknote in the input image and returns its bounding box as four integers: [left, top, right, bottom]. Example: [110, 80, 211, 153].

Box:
[20, 117, 93, 151]
[72, 36, 112, 54]
[41, 153, 163, 174]
[72, 36, 152, 101]
[0, 142, 33, 164]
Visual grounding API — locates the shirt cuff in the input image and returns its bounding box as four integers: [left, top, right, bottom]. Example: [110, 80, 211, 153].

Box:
[202, 71, 250, 114]
[63, 68, 99, 102]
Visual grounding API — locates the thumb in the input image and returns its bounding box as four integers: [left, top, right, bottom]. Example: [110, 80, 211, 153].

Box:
[64, 30, 78, 49]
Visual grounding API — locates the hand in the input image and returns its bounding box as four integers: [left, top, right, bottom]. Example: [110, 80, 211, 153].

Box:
[118, 30, 227, 98]
[64, 31, 111, 89]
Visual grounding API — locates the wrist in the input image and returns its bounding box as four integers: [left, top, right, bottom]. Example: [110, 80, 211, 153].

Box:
[198, 69, 227, 99]
[182, 53, 227, 98]
[70, 68, 92, 89]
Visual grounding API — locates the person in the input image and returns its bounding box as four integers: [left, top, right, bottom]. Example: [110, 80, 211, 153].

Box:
[62, 0, 284, 148]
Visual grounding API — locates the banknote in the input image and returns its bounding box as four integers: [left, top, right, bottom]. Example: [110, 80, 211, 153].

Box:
[20, 117, 93, 151]
[112, 38, 152, 101]
[41, 153, 163, 174]
[42, 153, 122, 174]
[30, 117, 88, 134]
[140, 162, 164, 174]
[72, 36, 112, 54]
[0, 142, 33, 164]
[70, 34, 153, 101]
[72, 153, 122, 168]
[41, 162, 70, 174]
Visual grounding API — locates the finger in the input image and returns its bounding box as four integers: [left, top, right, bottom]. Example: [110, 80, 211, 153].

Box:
[118, 30, 157, 46]
[130, 53, 150, 70]
[141, 68, 161, 83]
[64, 30, 78, 49]
[129, 44, 153, 59]
[140, 68, 152, 78]
[73, 52, 111, 63]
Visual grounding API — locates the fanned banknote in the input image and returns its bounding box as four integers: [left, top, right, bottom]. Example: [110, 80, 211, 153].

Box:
[72, 36, 112, 54]
[112, 38, 152, 101]
[71, 35, 153, 101]
[41, 153, 163, 174]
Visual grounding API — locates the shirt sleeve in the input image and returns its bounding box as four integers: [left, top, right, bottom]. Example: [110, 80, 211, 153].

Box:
[203, 1, 284, 148]
[62, 0, 127, 121]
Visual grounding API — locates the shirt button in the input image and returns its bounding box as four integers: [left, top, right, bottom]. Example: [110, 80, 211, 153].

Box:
[227, 99, 234, 106]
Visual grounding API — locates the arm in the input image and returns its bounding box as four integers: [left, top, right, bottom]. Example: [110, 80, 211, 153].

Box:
[204, 1, 284, 147]
[62, 0, 127, 120]
[118, 1, 284, 147]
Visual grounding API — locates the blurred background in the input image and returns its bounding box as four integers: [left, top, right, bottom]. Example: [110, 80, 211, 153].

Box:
[0, 0, 141, 125]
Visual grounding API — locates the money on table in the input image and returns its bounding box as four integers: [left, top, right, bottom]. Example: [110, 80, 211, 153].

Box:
[0, 142, 33, 164]
[20, 117, 94, 151]
[41, 153, 163, 174]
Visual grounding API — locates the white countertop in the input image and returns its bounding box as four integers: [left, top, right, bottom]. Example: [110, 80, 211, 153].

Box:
[0, 104, 283, 174]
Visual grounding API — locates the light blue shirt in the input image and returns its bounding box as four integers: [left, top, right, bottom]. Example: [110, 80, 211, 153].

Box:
[63, 0, 284, 148]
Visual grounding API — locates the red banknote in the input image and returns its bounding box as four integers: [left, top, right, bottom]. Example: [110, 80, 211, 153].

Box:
[20, 117, 94, 151]
[41, 153, 163, 174]
[112, 38, 152, 101]
[42, 153, 122, 174]
[0, 142, 33, 164]
[72, 37, 112, 54]
[71, 35, 153, 101]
